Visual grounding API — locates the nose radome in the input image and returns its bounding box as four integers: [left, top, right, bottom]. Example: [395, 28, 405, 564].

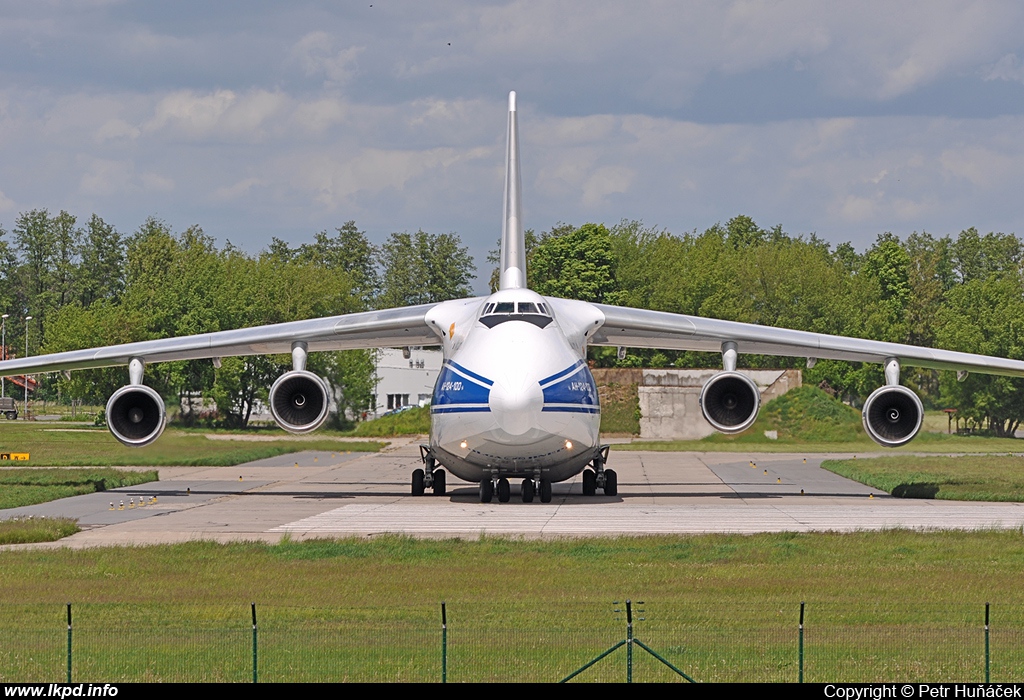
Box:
[488, 374, 544, 436]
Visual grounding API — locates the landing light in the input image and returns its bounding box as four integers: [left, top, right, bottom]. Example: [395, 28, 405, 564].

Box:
[460, 440, 468, 449]
[564, 440, 573, 450]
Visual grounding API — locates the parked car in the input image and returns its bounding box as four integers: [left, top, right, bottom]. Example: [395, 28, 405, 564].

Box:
[0, 397, 17, 420]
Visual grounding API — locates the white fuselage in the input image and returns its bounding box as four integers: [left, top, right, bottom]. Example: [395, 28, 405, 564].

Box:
[423, 289, 602, 483]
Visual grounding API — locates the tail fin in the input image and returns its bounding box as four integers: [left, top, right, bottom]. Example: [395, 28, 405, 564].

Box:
[499, 91, 526, 290]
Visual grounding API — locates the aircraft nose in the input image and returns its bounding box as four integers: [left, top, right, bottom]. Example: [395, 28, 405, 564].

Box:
[488, 374, 543, 436]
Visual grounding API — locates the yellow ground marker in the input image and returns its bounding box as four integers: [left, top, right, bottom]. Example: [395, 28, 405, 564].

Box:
[0, 453, 29, 461]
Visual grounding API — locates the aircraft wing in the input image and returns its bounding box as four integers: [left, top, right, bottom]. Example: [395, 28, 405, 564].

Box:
[0, 303, 445, 376]
[589, 303, 1024, 378]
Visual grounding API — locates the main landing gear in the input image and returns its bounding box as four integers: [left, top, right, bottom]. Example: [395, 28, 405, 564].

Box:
[412, 446, 447, 496]
[581, 446, 616, 497]
[479, 476, 552, 504]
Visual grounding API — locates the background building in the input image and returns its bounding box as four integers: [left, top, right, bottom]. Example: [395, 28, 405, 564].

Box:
[371, 347, 442, 418]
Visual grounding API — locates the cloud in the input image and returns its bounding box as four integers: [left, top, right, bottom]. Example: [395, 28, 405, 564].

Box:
[983, 53, 1024, 83]
[291, 31, 363, 85]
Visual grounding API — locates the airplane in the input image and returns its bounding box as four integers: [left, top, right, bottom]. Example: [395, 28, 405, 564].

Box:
[4, 91, 1024, 505]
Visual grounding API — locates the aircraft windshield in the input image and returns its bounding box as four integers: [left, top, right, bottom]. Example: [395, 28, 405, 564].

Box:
[479, 300, 553, 328]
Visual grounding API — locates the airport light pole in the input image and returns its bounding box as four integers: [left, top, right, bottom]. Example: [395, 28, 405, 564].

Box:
[23, 315, 31, 419]
[1, 313, 8, 398]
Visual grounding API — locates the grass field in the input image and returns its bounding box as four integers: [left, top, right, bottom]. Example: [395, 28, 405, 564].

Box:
[0, 468, 159, 509]
[823, 455, 1024, 501]
[0, 532, 1023, 682]
[0, 517, 78, 545]
[614, 431, 1024, 453]
[0, 422, 382, 466]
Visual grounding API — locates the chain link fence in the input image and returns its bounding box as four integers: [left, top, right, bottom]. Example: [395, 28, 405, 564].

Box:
[0, 601, 1020, 682]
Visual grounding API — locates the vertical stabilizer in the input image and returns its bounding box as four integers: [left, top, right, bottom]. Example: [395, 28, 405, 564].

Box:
[499, 91, 526, 290]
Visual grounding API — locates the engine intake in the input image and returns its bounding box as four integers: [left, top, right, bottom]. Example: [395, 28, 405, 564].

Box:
[269, 370, 331, 434]
[106, 384, 166, 447]
[862, 385, 923, 447]
[699, 371, 760, 434]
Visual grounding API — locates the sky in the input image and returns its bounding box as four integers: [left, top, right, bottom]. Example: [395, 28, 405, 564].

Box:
[2, 1, 1024, 293]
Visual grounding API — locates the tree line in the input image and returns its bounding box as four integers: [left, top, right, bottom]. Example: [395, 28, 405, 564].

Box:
[3, 209, 1022, 435]
[0, 212, 474, 428]
[494, 216, 1024, 437]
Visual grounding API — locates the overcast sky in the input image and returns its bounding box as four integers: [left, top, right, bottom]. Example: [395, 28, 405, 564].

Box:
[2, 1, 1024, 292]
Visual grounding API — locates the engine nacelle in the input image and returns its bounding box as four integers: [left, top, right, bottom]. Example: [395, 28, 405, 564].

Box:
[699, 371, 760, 434]
[862, 385, 923, 447]
[106, 384, 167, 447]
[269, 370, 331, 434]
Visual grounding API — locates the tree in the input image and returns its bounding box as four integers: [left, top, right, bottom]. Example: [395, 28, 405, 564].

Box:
[78, 215, 125, 307]
[378, 230, 475, 308]
[529, 223, 620, 303]
[296, 221, 379, 307]
[936, 274, 1024, 436]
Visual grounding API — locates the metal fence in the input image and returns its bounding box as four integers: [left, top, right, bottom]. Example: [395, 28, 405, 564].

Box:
[0, 601, 1020, 683]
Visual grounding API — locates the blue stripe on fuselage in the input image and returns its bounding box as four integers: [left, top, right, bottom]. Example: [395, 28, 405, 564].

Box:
[432, 363, 492, 406]
[539, 360, 585, 387]
[540, 364, 599, 407]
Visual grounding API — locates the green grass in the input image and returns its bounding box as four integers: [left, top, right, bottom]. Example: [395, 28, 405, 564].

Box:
[0, 517, 79, 545]
[823, 455, 1024, 501]
[615, 431, 1024, 453]
[1, 533, 1024, 681]
[0, 421, 382, 466]
[599, 382, 640, 435]
[350, 406, 430, 436]
[0, 468, 159, 509]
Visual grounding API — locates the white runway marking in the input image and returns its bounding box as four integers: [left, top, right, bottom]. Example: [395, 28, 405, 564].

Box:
[271, 501, 1024, 536]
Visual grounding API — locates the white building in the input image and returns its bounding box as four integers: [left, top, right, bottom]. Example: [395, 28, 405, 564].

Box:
[371, 347, 443, 418]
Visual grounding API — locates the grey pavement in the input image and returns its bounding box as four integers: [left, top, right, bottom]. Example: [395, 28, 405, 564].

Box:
[2, 446, 1023, 547]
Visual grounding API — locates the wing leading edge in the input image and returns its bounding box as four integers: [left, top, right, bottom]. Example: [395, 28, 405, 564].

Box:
[589, 303, 1024, 378]
[0, 303, 448, 377]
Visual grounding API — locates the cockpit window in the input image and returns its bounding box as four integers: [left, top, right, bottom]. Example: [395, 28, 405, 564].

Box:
[479, 299, 553, 329]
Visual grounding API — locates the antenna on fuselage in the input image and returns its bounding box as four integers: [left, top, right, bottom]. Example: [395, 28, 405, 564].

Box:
[499, 91, 526, 290]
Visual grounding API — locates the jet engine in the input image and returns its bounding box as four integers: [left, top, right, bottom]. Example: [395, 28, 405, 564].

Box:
[861, 384, 923, 447]
[269, 370, 331, 434]
[105, 384, 167, 447]
[699, 371, 760, 434]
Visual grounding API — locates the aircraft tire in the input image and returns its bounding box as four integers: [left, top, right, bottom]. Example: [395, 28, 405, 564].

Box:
[479, 479, 493, 503]
[412, 468, 425, 496]
[539, 479, 552, 503]
[521, 479, 535, 503]
[497, 477, 511, 503]
[603, 469, 618, 496]
[582, 469, 597, 496]
[432, 469, 446, 496]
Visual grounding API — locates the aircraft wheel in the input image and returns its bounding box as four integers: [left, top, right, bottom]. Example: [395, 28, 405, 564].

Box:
[432, 469, 446, 496]
[411, 468, 425, 496]
[603, 469, 618, 497]
[497, 477, 511, 503]
[539, 479, 552, 503]
[582, 469, 597, 496]
[479, 479, 493, 503]
[521, 479, 535, 503]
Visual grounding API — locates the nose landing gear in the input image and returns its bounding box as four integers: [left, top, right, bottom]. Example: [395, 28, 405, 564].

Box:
[413, 445, 447, 496]
[581, 445, 615, 496]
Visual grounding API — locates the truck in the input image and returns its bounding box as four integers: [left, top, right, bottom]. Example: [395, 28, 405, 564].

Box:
[0, 396, 17, 420]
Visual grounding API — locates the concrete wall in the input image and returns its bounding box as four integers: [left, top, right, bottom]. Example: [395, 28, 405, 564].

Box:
[591, 367, 801, 440]
[638, 368, 800, 439]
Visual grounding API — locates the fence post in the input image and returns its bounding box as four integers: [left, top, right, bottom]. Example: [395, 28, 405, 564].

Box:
[251, 603, 258, 684]
[626, 600, 633, 683]
[65, 603, 72, 683]
[799, 601, 805, 684]
[441, 602, 447, 684]
[985, 602, 990, 683]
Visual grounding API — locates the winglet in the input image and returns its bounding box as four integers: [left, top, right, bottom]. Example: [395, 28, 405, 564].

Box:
[499, 91, 526, 290]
